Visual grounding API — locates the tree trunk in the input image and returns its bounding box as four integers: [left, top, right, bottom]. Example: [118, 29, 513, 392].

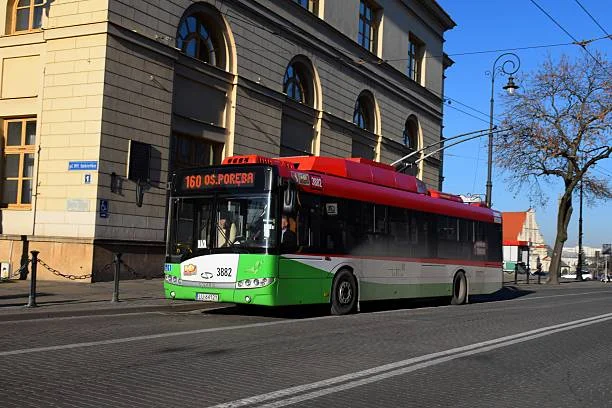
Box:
[548, 193, 573, 284]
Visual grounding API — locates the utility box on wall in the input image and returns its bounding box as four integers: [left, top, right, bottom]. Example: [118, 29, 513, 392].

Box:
[1, 262, 11, 280]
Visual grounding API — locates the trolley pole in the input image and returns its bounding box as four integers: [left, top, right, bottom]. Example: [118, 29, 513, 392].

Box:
[26, 251, 39, 308]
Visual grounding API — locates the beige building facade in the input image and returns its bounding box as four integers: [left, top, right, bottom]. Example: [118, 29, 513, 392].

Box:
[0, 0, 455, 281]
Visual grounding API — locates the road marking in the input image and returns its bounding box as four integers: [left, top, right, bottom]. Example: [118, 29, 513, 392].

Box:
[208, 312, 612, 408]
[0, 315, 338, 357]
[2, 289, 610, 356]
[508, 290, 612, 302]
[0, 311, 165, 325]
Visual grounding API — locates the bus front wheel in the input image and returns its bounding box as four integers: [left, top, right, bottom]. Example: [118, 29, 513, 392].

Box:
[451, 271, 467, 305]
[331, 269, 358, 315]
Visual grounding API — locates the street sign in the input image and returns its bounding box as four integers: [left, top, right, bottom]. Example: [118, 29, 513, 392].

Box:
[603, 244, 611, 256]
[84, 174, 92, 184]
[68, 161, 98, 171]
[99, 199, 109, 218]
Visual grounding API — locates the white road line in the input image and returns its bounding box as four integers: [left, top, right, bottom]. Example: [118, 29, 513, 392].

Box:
[208, 312, 612, 408]
[508, 290, 612, 302]
[2, 290, 610, 356]
[0, 311, 165, 325]
[0, 315, 337, 357]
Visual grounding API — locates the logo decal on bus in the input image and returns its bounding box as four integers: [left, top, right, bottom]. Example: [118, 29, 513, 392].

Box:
[200, 272, 214, 279]
[291, 171, 311, 186]
[184, 264, 197, 276]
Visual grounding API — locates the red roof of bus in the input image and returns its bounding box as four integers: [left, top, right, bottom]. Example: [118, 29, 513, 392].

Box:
[222, 155, 497, 222]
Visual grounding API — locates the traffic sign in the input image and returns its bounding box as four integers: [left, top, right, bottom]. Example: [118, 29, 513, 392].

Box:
[99, 199, 109, 218]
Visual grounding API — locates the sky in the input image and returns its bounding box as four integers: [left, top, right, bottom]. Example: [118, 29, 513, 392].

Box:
[435, 0, 611, 248]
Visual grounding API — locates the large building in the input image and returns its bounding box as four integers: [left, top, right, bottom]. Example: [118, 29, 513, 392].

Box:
[0, 0, 455, 280]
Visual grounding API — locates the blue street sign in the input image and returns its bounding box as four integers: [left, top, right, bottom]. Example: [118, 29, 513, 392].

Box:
[99, 199, 109, 218]
[69, 161, 98, 171]
[84, 174, 92, 184]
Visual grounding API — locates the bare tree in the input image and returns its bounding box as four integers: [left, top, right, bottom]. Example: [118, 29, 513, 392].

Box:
[497, 53, 611, 284]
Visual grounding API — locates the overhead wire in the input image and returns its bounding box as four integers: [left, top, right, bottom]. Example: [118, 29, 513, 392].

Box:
[528, 0, 610, 74]
[573, 0, 610, 38]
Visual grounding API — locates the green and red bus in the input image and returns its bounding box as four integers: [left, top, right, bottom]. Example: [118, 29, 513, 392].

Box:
[164, 155, 502, 314]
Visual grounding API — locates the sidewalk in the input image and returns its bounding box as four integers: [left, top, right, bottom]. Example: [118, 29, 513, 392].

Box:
[0, 278, 227, 321]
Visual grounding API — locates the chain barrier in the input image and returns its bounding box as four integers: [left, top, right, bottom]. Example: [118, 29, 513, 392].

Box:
[10, 259, 31, 279]
[3, 256, 162, 282]
[120, 259, 164, 279]
[36, 258, 92, 280]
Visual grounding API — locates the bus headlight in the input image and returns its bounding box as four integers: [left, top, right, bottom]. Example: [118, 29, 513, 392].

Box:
[235, 278, 275, 289]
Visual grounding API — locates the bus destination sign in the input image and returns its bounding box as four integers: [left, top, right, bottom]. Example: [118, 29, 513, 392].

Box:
[181, 171, 256, 191]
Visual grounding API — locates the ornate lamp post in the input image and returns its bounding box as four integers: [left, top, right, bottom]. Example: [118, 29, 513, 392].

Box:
[485, 53, 520, 208]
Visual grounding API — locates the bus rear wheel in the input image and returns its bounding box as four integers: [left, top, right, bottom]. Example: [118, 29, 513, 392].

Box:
[331, 269, 357, 315]
[451, 271, 467, 305]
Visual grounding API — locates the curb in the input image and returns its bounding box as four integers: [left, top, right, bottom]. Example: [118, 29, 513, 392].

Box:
[0, 302, 233, 322]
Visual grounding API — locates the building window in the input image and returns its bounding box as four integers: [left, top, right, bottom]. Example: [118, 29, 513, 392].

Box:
[353, 93, 375, 132]
[172, 134, 223, 170]
[403, 116, 419, 151]
[177, 14, 222, 67]
[358, 0, 378, 53]
[7, 0, 44, 34]
[408, 34, 424, 83]
[1, 118, 36, 208]
[293, 0, 318, 13]
[283, 63, 314, 105]
[280, 57, 318, 157]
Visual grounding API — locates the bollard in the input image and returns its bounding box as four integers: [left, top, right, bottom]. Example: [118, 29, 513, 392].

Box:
[26, 251, 39, 308]
[514, 266, 518, 285]
[112, 253, 122, 302]
[526, 270, 530, 285]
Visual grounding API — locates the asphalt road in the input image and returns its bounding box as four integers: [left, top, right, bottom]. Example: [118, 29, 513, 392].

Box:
[2, 283, 612, 407]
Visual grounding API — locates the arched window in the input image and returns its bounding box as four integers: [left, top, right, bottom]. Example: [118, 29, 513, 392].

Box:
[352, 91, 378, 160]
[176, 12, 225, 68]
[403, 116, 419, 151]
[283, 65, 304, 103]
[7, 0, 43, 34]
[353, 92, 375, 132]
[283, 61, 315, 106]
[280, 57, 319, 157]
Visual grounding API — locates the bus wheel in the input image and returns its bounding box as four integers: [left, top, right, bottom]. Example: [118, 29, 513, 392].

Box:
[451, 271, 467, 305]
[331, 269, 357, 315]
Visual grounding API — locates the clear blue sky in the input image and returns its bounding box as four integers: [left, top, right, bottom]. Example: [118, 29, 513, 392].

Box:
[436, 0, 611, 248]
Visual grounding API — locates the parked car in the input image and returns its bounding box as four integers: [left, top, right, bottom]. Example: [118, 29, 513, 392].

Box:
[560, 273, 592, 280]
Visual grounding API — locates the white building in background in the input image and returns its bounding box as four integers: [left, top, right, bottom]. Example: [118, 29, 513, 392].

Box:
[502, 209, 549, 272]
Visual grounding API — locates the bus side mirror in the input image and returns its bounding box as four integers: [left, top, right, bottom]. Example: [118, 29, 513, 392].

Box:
[283, 181, 297, 215]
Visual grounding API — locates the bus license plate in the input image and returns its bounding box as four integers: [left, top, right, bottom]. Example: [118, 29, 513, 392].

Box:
[196, 293, 219, 302]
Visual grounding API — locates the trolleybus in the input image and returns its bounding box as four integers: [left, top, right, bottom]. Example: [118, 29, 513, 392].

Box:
[164, 155, 502, 314]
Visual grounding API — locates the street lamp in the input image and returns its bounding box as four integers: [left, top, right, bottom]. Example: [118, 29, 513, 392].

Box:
[485, 53, 520, 208]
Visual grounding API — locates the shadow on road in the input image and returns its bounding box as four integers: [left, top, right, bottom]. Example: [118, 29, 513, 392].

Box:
[467, 285, 535, 304]
[202, 286, 535, 319]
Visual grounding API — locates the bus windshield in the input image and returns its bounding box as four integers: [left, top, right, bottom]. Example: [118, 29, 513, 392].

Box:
[168, 194, 277, 262]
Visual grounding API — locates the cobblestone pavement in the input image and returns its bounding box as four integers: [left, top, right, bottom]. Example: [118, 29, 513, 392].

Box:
[0, 278, 222, 320]
[1, 282, 612, 407]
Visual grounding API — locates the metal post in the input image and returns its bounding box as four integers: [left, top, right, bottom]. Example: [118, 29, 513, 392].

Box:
[576, 179, 584, 281]
[514, 264, 518, 285]
[485, 53, 520, 208]
[19, 235, 29, 280]
[485, 77, 495, 208]
[26, 251, 39, 308]
[112, 253, 122, 302]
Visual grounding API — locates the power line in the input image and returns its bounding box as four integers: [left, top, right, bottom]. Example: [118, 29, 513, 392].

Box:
[573, 0, 610, 38]
[444, 103, 491, 125]
[444, 96, 502, 123]
[529, 0, 610, 74]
